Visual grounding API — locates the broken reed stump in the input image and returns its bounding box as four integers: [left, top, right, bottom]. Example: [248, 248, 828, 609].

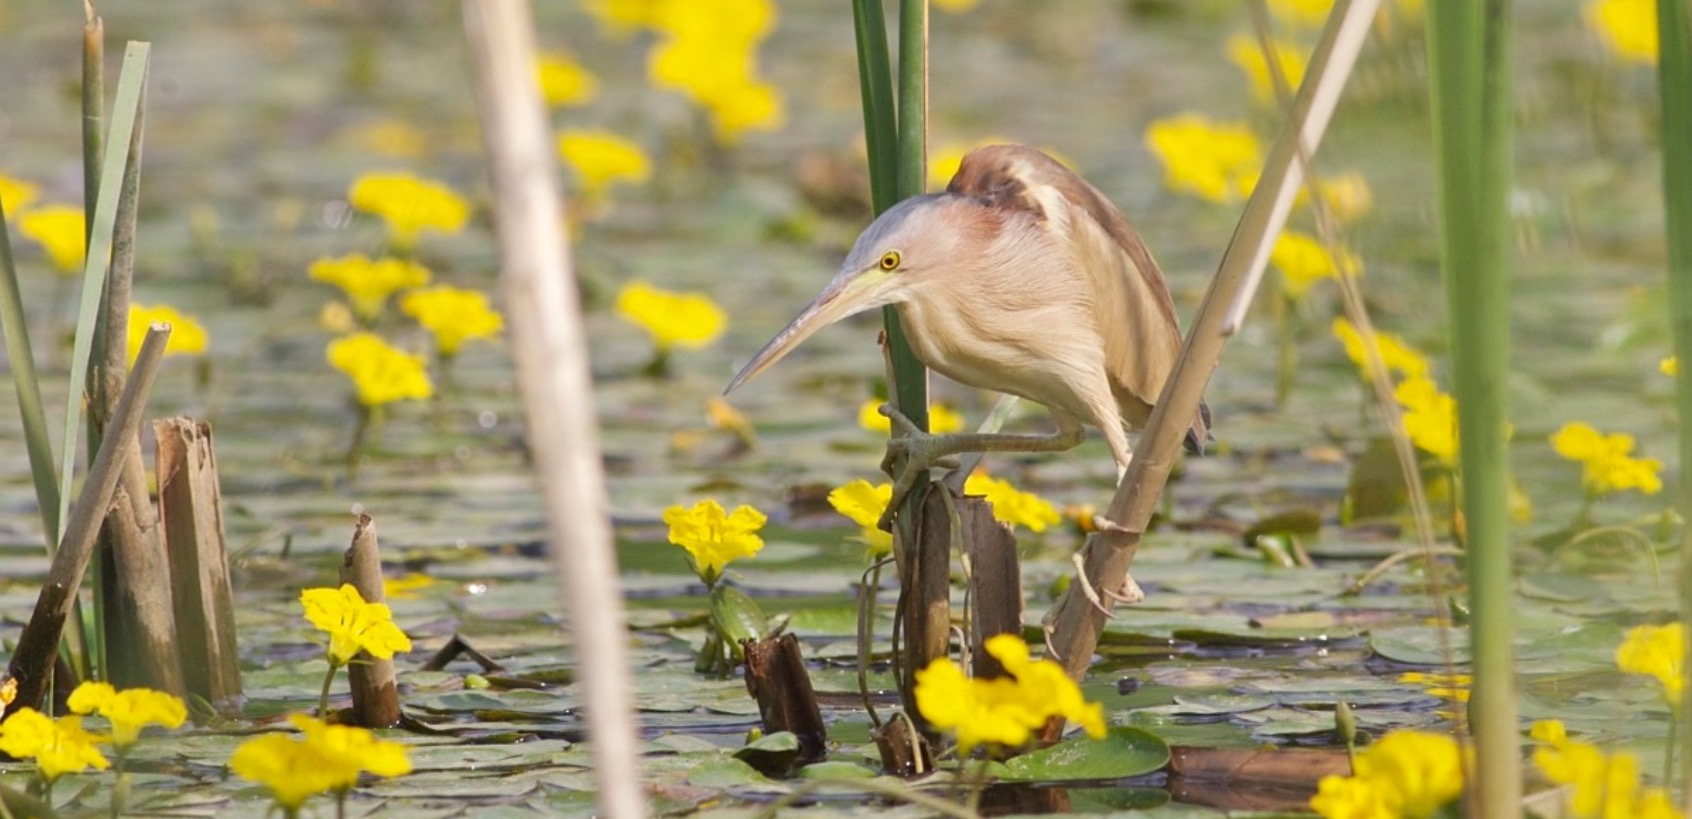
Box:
[97, 451, 184, 695]
[894, 486, 952, 734]
[742, 633, 827, 767]
[155, 417, 242, 711]
[340, 513, 401, 727]
[956, 496, 1021, 680]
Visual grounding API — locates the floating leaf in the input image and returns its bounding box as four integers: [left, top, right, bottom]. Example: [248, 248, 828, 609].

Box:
[1000, 726, 1169, 782]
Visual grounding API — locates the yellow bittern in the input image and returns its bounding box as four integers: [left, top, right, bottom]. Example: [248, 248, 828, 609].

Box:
[727, 144, 1210, 533]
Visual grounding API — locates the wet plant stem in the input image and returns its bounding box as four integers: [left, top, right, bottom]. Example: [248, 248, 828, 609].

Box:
[345, 404, 377, 480]
[963, 756, 990, 817]
[1273, 289, 1296, 409]
[857, 559, 889, 728]
[318, 662, 339, 718]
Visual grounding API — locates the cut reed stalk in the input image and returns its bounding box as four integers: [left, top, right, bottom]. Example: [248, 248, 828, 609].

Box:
[340, 513, 400, 727]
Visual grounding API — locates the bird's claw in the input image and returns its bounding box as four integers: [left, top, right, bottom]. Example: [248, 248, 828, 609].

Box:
[1070, 551, 1144, 616]
[876, 403, 962, 531]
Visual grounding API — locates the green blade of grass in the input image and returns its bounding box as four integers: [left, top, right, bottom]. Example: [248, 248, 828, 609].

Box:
[1655, 0, 1692, 801]
[0, 203, 59, 548]
[851, 0, 897, 214]
[1425, 0, 1518, 812]
[56, 41, 149, 547]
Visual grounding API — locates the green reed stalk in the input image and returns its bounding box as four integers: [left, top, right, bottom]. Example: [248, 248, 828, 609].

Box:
[887, 0, 929, 433]
[1655, 0, 1692, 801]
[851, 0, 896, 214]
[0, 206, 58, 549]
[1425, 0, 1517, 812]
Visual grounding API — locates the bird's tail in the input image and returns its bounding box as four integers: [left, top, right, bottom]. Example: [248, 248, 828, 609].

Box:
[1182, 400, 1213, 455]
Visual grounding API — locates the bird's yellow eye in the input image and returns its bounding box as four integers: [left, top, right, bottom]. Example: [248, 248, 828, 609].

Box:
[879, 250, 902, 271]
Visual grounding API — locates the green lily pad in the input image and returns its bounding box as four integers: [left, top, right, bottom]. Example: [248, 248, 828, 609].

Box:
[1000, 726, 1170, 781]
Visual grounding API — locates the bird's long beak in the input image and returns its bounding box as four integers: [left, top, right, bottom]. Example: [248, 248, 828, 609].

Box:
[725, 266, 893, 393]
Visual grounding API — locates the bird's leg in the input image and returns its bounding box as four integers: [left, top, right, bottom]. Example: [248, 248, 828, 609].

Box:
[876, 403, 1086, 531]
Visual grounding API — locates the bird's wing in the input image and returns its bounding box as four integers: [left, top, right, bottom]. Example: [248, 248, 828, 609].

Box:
[948, 145, 1207, 445]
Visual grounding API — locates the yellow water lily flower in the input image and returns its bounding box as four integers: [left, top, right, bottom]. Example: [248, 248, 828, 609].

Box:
[1586, 0, 1658, 65]
[300, 584, 414, 667]
[1395, 376, 1458, 467]
[858, 399, 965, 435]
[1531, 719, 1679, 819]
[341, 119, 429, 159]
[557, 130, 652, 201]
[663, 499, 767, 586]
[0, 173, 39, 216]
[287, 713, 412, 780]
[400, 285, 505, 358]
[1313, 172, 1373, 224]
[326, 333, 434, 407]
[1226, 33, 1308, 105]
[1662, 356, 1678, 376]
[127, 303, 209, 363]
[1311, 730, 1466, 819]
[615, 281, 725, 352]
[964, 473, 1062, 533]
[1267, 0, 1332, 27]
[66, 682, 186, 748]
[1144, 114, 1262, 203]
[309, 254, 431, 320]
[0, 708, 109, 783]
[1550, 421, 1664, 497]
[1271, 231, 1359, 299]
[1332, 317, 1431, 380]
[536, 51, 598, 108]
[347, 172, 470, 249]
[914, 634, 1105, 754]
[933, 0, 979, 10]
[827, 479, 894, 558]
[17, 204, 87, 274]
[382, 572, 437, 601]
[645, 0, 785, 142]
[1397, 671, 1471, 703]
[1616, 622, 1683, 706]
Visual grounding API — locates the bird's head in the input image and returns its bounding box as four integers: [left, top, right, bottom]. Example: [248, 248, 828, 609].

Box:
[726, 194, 979, 392]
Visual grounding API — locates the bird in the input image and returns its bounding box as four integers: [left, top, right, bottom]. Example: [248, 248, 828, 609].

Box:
[726, 144, 1210, 540]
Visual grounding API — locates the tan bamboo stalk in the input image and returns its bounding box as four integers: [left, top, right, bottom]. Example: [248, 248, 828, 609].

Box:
[461, 2, 646, 816]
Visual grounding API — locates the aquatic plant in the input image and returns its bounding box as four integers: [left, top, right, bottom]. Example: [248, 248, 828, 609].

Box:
[126, 303, 208, 363]
[17, 204, 87, 274]
[300, 583, 413, 717]
[913, 634, 1104, 755]
[0, 708, 109, 797]
[1550, 422, 1664, 498]
[346, 172, 470, 250]
[326, 333, 433, 408]
[66, 682, 186, 751]
[309, 254, 431, 321]
[1586, 0, 1659, 65]
[1309, 730, 1466, 819]
[231, 714, 410, 819]
[1396, 376, 1459, 468]
[1226, 33, 1308, 105]
[964, 473, 1061, 534]
[828, 479, 895, 558]
[1272, 231, 1360, 300]
[1617, 621, 1684, 706]
[1531, 720, 1680, 819]
[1332, 318, 1431, 380]
[535, 51, 597, 108]
[663, 499, 767, 588]
[400, 285, 505, 360]
[556, 130, 652, 202]
[858, 399, 963, 435]
[615, 281, 725, 376]
[1143, 114, 1262, 204]
[0, 173, 40, 215]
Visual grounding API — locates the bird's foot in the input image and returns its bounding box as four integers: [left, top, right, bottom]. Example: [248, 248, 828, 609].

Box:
[876, 403, 962, 531]
[1071, 551, 1144, 616]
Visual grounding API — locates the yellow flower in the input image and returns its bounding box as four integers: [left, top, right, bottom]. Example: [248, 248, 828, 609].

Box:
[1314, 172, 1373, 224]
[536, 51, 598, 108]
[18, 204, 87, 274]
[1586, 0, 1658, 65]
[231, 716, 406, 812]
[1550, 421, 1664, 496]
[1663, 356, 1679, 376]
[0, 174, 40, 216]
[964, 473, 1062, 533]
[1531, 719, 1679, 819]
[126, 303, 210, 363]
[858, 399, 965, 435]
[1397, 671, 1471, 703]
[66, 682, 186, 748]
[933, 0, 979, 10]
[327, 333, 434, 407]
[1332, 317, 1431, 380]
[341, 119, 429, 159]
[400, 286, 504, 358]
[1227, 33, 1308, 105]
[927, 136, 1015, 190]
[1616, 622, 1684, 706]
[663, 499, 767, 585]
[1310, 730, 1465, 819]
[309, 254, 431, 320]
[0, 709, 109, 782]
[382, 572, 436, 600]
[300, 584, 414, 667]
[914, 634, 1105, 754]
[557, 130, 652, 201]
[1267, 0, 1332, 28]
[644, 0, 784, 142]
[287, 713, 412, 780]
[615, 281, 726, 351]
[827, 479, 894, 558]
[1271, 231, 1360, 299]
[1144, 114, 1262, 203]
[320, 301, 358, 335]
[583, 0, 664, 33]
[1395, 376, 1459, 467]
[347, 172, 470, 249]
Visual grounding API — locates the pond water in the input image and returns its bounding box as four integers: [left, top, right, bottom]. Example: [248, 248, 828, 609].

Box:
[0, 0, 1680, 816]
